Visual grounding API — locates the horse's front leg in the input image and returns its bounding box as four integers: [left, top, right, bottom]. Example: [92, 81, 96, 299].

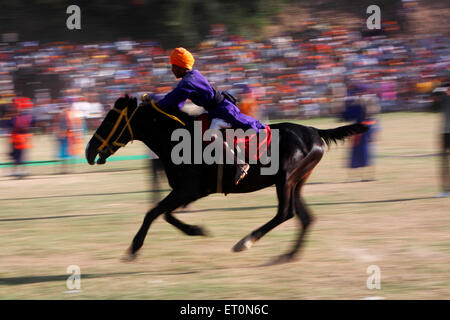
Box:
[164, 213, 209, 236]
[123, 191, 186, 261]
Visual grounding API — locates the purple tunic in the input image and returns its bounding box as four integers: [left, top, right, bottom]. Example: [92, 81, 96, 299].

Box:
[157, 70, 265, 132]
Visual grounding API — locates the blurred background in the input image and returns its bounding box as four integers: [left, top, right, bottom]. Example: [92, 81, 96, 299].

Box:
[0, 0, 449, 127]
[1, 0, 449, 174]
[0, 0, 449, 300]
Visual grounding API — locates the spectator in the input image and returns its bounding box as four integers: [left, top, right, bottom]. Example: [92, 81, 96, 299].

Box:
[7, 97, 33, 178]
[53, 103, 82, 174]
[341, 85, 378, 182]
[431, 80, 450, 198]
[238, 85, 258, 119]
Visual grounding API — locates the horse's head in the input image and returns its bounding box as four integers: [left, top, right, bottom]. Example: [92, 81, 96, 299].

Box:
[85, 95, 138, 165]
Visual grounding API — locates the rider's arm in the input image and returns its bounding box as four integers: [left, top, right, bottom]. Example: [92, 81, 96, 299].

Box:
[157, 81, 193, 111]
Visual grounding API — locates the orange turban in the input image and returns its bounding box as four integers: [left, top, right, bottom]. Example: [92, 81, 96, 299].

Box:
[170, 47, 195, 70]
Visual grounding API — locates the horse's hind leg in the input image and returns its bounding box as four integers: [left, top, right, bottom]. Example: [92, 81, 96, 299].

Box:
[289, 186, 314, 257]
[232, 180, 293, 252]
[268, 180, 313, 265]
[268, 146, 323, 265]
[164, 212, 209, 236]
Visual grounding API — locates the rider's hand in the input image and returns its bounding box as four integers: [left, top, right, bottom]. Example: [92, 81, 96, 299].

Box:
[141, 93, 152, 103]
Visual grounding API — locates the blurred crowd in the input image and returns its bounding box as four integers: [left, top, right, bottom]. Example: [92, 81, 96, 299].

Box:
[0, 21, 449, 169]
[0, 22, 449, 131]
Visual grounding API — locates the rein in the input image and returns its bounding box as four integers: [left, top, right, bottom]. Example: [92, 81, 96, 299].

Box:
[94, 99, 185, 154]
[150, 99, 186, 126]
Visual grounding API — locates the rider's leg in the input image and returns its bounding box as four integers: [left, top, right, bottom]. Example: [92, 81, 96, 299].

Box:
[210, 118, 249, 185]
[224, 141, 249, 185]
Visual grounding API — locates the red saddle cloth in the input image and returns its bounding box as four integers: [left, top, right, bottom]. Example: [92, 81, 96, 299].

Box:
[197, 114, 271, 162]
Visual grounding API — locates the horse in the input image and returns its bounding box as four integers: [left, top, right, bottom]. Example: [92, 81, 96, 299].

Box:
[85, 95, 368, 265]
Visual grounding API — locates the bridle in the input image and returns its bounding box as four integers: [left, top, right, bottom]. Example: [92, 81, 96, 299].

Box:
[93, 99, 185, 155]
[94, 104, 140, 155]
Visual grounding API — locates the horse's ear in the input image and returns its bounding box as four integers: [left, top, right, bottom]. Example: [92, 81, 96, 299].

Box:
[113, 97, 126, 110]
[114, 95, 137, 110]
[125, 95, 137, 107]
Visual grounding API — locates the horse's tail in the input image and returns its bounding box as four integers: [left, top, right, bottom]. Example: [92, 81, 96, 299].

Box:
[317, 123, 369, 147]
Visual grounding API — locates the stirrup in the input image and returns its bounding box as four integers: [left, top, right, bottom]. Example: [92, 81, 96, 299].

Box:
[235, 163, 250, 186]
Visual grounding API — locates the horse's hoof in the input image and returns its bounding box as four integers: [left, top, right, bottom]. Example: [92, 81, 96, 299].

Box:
[261, 254, 296, 267]
[232, 236, 255, 252]
[121, 247, 139, 262]
[187, 225, 209, 236]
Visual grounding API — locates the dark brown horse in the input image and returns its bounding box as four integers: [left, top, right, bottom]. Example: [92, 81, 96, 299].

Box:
[85, 95, 368, 264]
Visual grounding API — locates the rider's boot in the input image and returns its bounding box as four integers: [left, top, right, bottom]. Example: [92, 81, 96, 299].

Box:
[234, 162, 250, 186]
[222, 140, 250, 186]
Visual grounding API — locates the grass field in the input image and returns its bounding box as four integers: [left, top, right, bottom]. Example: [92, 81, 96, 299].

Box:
[0, 112, 449, 300]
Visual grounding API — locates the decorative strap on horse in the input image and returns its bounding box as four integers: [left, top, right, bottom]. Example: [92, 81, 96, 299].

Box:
[216, 163, 224, 194]
[96, 105, 138, 153]
[95, 93, 186, 156]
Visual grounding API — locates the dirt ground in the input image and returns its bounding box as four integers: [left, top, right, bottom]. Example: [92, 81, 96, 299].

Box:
[0, 112, 448, 299]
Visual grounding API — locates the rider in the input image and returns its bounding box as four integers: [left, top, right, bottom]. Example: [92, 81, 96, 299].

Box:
[146, 47, 266, 185]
